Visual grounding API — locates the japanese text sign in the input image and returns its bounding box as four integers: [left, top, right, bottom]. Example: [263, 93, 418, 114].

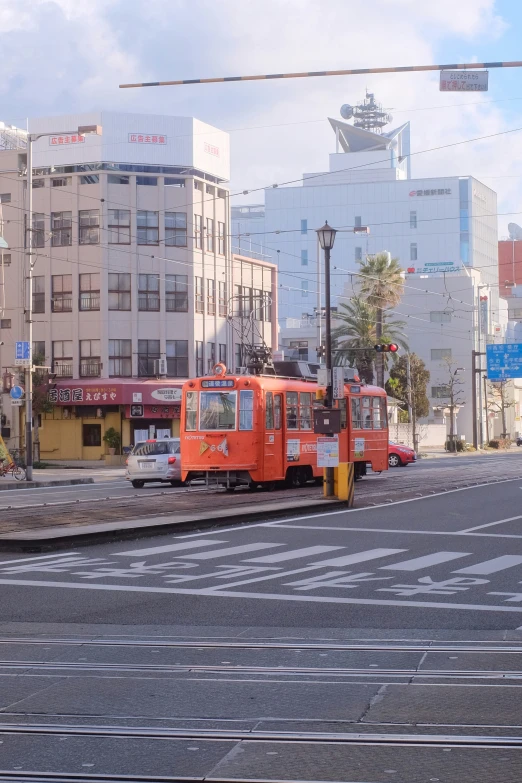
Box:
[486, 343, 522, 380]
[440, 70, 488, 92]
[128, 133, 167, 144]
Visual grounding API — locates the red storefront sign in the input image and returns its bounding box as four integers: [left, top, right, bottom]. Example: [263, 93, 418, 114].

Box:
[49, 380, 183, 407]
[49, 135, 86, 145]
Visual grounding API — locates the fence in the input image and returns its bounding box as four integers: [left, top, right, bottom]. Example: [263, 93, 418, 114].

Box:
[391, 422, 447, 449]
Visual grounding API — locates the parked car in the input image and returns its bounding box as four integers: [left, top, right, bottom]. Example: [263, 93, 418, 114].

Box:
[388, 441, 417, 467]
[125, 438, 182, 488]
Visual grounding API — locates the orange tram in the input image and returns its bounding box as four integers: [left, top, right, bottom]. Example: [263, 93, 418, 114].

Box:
[180, 363, 389, 490]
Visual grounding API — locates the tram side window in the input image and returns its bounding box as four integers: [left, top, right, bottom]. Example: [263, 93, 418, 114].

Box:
[266, 392, 274, 429]
[274, 394, 282, 430]
[299, 392, 312, 430]
[339, 398, 347, 429]
[351, 398, 362, 429]
[286, 392, 298, 429]
[372, 397, 382, 429]
[381, 397, 388, 429]
[239, 390, 254, 430]
[362, 396, 372, 429]
[185, 391, 197, 431]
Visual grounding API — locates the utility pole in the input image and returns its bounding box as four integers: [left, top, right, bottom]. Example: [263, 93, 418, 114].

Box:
[25, 137, 34, 480]
[471, 350, 486, 449]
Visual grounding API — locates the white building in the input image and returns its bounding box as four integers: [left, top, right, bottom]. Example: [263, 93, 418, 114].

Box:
[0, 112, 277, 458]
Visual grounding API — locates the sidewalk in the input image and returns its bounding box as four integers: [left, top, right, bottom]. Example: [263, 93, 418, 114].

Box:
[0, 476, 94, 491]
[419, 447, 521, 459]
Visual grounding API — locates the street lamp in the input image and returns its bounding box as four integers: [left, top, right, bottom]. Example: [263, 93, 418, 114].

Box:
[316, 221, 337, 498]
[24, 124, 101, 480]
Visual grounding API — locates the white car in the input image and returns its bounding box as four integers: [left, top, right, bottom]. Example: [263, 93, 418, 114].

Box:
[125, 438, 182, 488]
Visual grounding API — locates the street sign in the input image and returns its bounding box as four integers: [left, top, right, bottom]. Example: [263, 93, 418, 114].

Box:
[11, 398, 24, 407]
[332, 367, 345, 400]
[317, 436, 339, 468]
[10, 385, 24, 400]
[317, 368, 330, 387]
[440, 70, 488, 91]
[14, 341, 31, 367]
[486, 343, 522, 380]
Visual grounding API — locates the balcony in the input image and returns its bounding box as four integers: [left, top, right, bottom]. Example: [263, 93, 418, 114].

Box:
[80, 361, 102, 378]
[53, 362, 73, 378]
[79, 295, 100, 311]
[51, 297, 72, 313]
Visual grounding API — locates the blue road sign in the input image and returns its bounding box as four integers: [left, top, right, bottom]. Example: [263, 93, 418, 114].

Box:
[10, 385, 24, 400]
[15, 341, 30, 361]
[486, 343, 522, 380]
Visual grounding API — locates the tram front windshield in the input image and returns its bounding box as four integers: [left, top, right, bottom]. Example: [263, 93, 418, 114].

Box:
[199, 391, 237, 430]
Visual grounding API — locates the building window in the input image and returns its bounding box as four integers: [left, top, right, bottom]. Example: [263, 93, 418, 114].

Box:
[207, 342, 216, 373]
[195, 277, 204, 313]
[108, 273, 131, 310]
[108, 209, 130, 244]
[234, 285, 243, 316]
[218, 222, 225, 254]
[137, 210, 159, 245]
[431, 385, 450, 399]
[301, 249, 308, 266]
[301, 219, 307, 235]
[79, 209, 100, 244]
[194, 214, 202, 248]
[33, 341, 45, 361]
[195, 341, 204, 377]
[431, 348, 452, 360]
[80, 339, 101, 377]
[301, 280, 308, 298]
[264, 291, 272, 322]
[243, 287, 253, 316]
[235, 343, 242, 372]
[355, 246, 362, 261]
[51, 211, 72, 246]
[410, 210, 417, 229]
[354, 216, 362, 228]
[164, 177, 185, 187]
[138, 274, 160, 311]
[0, 319, 11, 329]
[109, 339, 132, 377]
[32, 276, 45, 313]
[79, 273, 100, 311]
[51, 177, 71, 187]
[136, 176, 157, 186]
[80, 174, 99, 185]
[166, 340, 188, 377]
[165, 274, 188, 312]
[83, 424, 101, 447]
[0, 193, 11, 203]
[165, 212, 187, 246]
[430, 311, 452, 323]
[52, 340, 73, 377]
[219, 343, 226, 364]
[32, 179, 45, 189]
[218, 281, 227, 317]
[51, 275, 72, 313]
[108, 174, 130, 184]
[0, 253, 11, 266]
[254, 289, 263, 320]
[206, 184, 214, 195]
[206, 218, 214, 252]
[31, 213, 45, 248]
[138, 340, 160, 377]
[194, 180, 202, 191]
[207, 279, 216, 315]
[410, 242, 418, 261]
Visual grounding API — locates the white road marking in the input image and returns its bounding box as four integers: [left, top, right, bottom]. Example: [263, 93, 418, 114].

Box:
[244, 546, 343, 564]
[311, 548, 406, 567]
[458, 515, 522, 533]
[453, 556, 522, 575]
[183, 543, 283, 560]
[380, 552, 471, 571]
[1, 578, 521, 613]
[268, 524, 522, 539]
[0, 552, 78, 566]
[115, 539, 227, 557]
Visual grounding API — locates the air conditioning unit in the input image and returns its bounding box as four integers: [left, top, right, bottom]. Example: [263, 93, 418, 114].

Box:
[154, 358, 167, 376]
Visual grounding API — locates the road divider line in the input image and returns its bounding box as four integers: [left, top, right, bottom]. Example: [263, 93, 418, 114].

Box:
[458, 515, 522, 533]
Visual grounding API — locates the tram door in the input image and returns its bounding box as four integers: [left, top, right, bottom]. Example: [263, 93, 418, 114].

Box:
[264, 392, 284, 481]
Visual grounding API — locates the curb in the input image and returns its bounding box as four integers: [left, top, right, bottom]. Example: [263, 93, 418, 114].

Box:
[0, 478, 94, 492]
[0, 497, 347, 552]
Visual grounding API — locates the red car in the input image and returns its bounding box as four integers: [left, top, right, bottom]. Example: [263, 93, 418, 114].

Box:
[388, 441, 417, 467]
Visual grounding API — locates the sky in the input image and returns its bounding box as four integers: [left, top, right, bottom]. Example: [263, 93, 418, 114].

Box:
[1, 0, 521, 235]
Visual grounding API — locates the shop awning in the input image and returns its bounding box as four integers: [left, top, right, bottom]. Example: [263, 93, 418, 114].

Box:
[48, 378, 186, 406]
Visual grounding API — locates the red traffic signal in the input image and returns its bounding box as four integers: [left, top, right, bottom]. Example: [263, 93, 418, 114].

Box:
[374, 343, 399, 353]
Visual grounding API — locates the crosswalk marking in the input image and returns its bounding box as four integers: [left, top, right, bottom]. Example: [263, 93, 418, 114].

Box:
[244, 545, 343, 564]
[115, 539, 227, 557]
[453, 555, 522, 575]
[0, 552, 79, 567]
[183, 543, 282, 560]
[380, 552, 471, 572]
[311, 548, 406, 567]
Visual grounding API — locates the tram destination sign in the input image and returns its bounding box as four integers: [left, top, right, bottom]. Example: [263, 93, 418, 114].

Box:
[486, 343, 522, 380]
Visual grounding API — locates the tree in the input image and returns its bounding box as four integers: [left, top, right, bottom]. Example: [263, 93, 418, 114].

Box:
[486, 380, 515, 439]
[436, 359, 465, 452]
[358, 252, 404, 387]
[30, 353, 55, 463]
[332, 296, 408, 385]
[386, 353, 430, 452]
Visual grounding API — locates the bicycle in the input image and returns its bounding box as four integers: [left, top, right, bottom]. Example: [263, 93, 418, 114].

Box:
[0, 459, 26, 481]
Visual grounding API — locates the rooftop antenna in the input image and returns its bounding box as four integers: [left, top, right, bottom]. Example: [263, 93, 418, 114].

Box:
[342, 90, 392, 134]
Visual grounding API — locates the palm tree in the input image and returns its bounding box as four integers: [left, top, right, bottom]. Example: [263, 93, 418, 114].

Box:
[332, 296, 408, 385]
[358, 252, 404, 387]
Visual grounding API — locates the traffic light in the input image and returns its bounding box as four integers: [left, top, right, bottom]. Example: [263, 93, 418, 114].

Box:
[374, 343, 399, 353]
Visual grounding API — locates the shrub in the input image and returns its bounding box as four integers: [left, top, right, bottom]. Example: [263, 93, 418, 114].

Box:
[489, 439, 500, 449]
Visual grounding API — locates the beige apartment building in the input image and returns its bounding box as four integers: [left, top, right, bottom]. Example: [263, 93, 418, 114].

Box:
[0, 112, 277, 459]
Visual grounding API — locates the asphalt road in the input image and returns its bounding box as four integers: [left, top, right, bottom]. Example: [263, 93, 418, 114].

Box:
[2, 464, 522, 781]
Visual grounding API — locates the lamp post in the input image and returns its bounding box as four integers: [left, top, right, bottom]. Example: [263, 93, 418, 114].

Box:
[316, 221, 337, 497]
[24, 124, 101, 480]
